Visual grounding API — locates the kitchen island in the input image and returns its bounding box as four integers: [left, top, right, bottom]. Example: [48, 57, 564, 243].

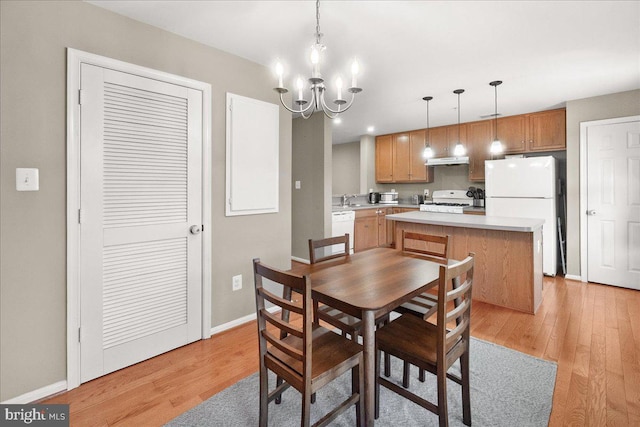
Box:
[386, 211, 544, 314]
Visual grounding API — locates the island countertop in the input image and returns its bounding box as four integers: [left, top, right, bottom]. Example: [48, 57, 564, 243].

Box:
[386, 211, 543, 233]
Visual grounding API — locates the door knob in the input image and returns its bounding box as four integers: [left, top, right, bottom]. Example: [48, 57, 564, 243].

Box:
[586, 210, 596, 216]
[190, 225, 202, 234]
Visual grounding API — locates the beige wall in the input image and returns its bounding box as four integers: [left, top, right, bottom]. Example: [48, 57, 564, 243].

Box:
[0, 0, 292, 401]
[332, 141, 360, 195]
[565, 89, 640, 276]
[291, 113, 331, 260]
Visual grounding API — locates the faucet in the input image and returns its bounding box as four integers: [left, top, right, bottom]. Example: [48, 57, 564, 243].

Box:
[341, 194, 355, 207]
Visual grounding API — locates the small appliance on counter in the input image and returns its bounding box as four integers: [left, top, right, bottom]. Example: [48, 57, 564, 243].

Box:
[379, 191, 398, 204]
[368, 191, 380, 204]
[466, 186, 485, 207]
[419, 190, 474, 213]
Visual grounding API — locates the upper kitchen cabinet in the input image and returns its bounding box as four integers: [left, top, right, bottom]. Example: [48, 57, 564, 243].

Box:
[498, 114, 528, 153]
[375, 132, 434, 183]
[375, 134, 394, 182]
[428, 124, 468, 157]
[499, 109, 566, 153]
[466, 120, 492, 181]
[528, 109, 566, 151]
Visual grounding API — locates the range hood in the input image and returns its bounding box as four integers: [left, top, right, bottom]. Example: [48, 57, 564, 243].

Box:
[426, 156, 469, 166]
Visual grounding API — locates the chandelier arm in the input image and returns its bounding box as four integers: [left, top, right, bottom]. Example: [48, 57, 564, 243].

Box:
[278, 92, 315, 115]
[318, 90, 356, 115]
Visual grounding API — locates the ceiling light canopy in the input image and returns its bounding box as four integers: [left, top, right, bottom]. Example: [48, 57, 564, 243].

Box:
[489, 80, 504, 155]
[273, 0, 362, 119]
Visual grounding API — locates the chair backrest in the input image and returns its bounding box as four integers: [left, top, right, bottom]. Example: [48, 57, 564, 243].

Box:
[435, 253, 474, 365]
[401, 231, 449, 262]
[308, 234, 350, 264]
[253, 258, 312, 383]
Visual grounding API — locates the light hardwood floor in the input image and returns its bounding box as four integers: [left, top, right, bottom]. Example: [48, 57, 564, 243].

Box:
[44, 276, 640, 426]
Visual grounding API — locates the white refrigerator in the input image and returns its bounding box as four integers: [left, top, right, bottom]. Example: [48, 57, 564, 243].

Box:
[485, 156, 557, 276]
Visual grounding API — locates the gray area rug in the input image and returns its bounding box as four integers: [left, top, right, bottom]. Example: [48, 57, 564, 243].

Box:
[166, 338, 556, 426]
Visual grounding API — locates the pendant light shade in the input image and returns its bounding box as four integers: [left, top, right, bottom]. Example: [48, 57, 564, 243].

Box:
[422, 96, 434, 159]
[489, 80, 504, 154]
[453, 89, 466, 156]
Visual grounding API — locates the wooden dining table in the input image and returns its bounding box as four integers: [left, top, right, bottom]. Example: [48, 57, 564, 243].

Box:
[290, 247, 445, 426]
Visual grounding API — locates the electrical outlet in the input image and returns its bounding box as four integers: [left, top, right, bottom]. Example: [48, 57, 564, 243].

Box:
[424, 189, 430, 197]
[232, 274, 242, 291]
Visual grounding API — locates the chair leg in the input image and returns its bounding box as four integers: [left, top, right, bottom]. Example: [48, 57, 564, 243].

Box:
[302, 390, 312, 427]
[419, 368, 425, 382]
[352, 364, 364, 427]
[275, 376, 283, 404]
[259, 366, 268, 427]
[384, 351, 391, 377]
[437, 363, 449, 427]
[461, 351, 471, 426]
[375, 348, 381, 419]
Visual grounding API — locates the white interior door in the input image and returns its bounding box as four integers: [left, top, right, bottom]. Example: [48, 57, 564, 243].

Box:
[79, 64, 203, 382]
[586, 119, 640, 290]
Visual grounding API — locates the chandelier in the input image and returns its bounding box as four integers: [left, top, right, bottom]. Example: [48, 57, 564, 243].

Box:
[274, 0, 362, 119]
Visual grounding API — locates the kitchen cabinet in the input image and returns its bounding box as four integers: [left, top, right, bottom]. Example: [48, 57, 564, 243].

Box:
[389, 207, 419, 247]
[499, 109, 566, 153]
[375, 135, 394, 182]
[528, 109, 566, 151]
[375, 132, 434, 183]
[498, 115, 528, 153]
[466, 120, 492, 181]
[354, 208, 391, 252]
[428, 124, 468, 158]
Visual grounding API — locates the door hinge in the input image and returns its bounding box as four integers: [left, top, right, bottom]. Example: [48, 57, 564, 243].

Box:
[78, 89, 84, 105]
[78, 208, 84, 224]
[78, 327, 81, 343]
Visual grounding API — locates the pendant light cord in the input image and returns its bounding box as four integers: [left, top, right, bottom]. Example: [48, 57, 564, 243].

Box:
[494, 84, 498, 140]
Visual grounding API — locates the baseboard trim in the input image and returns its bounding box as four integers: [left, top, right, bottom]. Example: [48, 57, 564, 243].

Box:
[291, 256, 310, 264]
[209, 306, 280, 336]
[1, 380, 67, 404]
[564, 274, 584, 282]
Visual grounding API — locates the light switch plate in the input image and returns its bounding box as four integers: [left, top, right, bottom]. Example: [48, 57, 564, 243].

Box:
[16, 168, 39, 191]
[295, 180, 301, 189]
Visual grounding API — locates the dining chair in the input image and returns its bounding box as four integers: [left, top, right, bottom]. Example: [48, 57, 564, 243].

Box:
[253, 258, 364, 427]
[308, 235, 362, 340]
[395, 231, 450, 320]
[375, 253, 474, 427]
[393, 231, 450, 385]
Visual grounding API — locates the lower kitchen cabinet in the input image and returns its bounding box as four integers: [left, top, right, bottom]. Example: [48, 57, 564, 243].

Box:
[354, 208, 392, 252]
[389, 207, 418, 247]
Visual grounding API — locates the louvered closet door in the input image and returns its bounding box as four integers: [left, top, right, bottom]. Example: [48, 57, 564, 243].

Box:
[80, 64, 203, 382]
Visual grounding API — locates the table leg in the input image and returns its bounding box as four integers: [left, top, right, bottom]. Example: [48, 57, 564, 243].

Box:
[362, 310, 375, 426]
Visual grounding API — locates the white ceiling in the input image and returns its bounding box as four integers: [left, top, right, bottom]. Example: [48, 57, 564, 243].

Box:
[87, 0, 640, 144]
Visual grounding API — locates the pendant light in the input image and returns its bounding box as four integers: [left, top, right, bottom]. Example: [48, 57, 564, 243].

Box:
[489, 80, 504, 154]
[453, 89, 466, 157]
[422, 96, 434, 159]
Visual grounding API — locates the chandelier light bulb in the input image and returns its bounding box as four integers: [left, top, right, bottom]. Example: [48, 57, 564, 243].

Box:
[296, 77, 304, 101]
[275, 62, 284, 88]
[351, 59, 359, 87]
[335, 77, 343, 100]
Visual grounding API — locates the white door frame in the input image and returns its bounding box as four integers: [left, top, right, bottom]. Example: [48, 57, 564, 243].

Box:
[66, 48, 212, 390]
[579, 115, 640, 282]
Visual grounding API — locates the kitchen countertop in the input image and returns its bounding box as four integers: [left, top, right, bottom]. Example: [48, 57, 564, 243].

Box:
[386, 210, 543, 232]
[332, 203, 421, 212]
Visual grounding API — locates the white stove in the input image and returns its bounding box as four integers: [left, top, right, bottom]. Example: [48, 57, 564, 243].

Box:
[419, 190, 473, 214]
